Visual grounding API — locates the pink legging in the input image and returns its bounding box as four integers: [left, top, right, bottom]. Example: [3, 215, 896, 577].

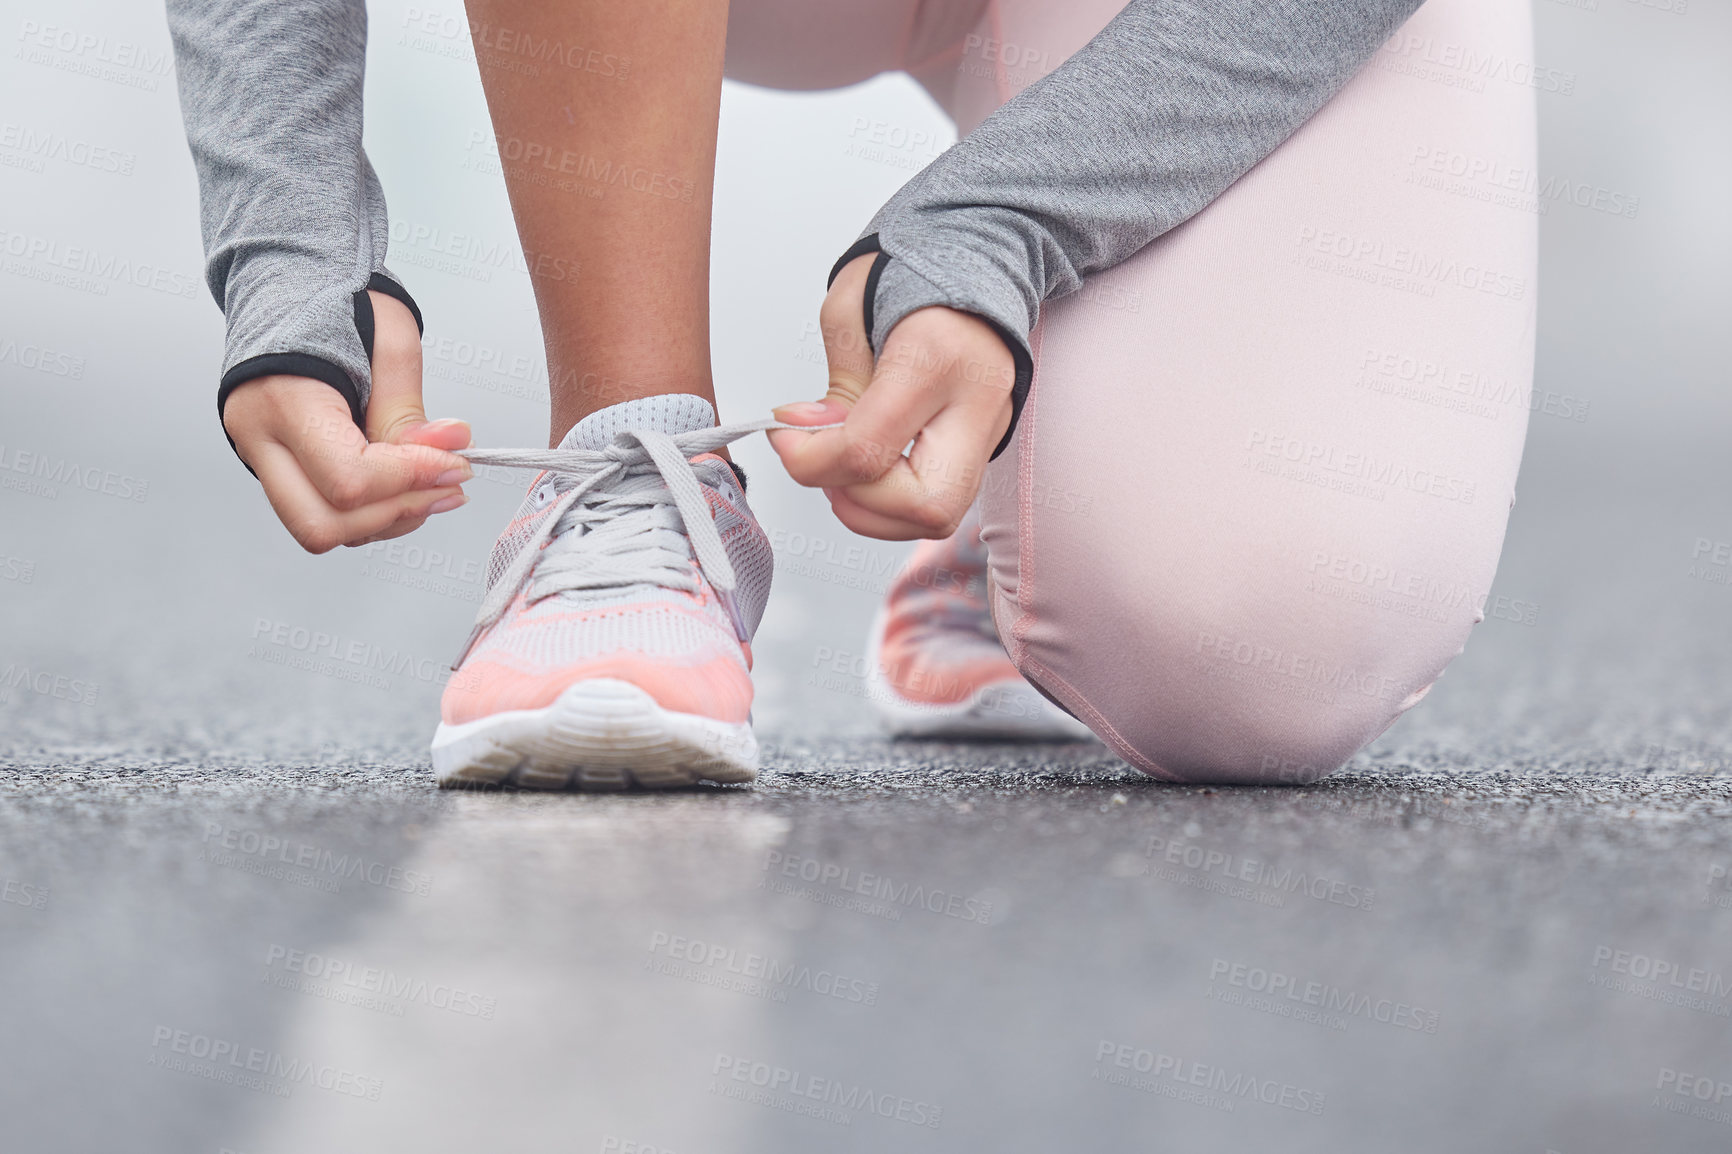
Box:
[728, 0, 1536, 784]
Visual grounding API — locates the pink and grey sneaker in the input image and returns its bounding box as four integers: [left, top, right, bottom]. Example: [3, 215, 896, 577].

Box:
[866, 506, 1095, 741]
[432, 395, 775, 789]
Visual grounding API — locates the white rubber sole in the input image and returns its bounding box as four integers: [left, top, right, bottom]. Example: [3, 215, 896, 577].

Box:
[864, 610, 1097, 742]
[431, 678, 757, 790]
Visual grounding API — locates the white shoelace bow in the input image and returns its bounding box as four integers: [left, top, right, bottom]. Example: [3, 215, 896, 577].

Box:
[450, 418, 816, 666]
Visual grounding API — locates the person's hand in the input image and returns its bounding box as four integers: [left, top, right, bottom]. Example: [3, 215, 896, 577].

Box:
[221, 291, 474, 554]
[768, 254, 1014, 540]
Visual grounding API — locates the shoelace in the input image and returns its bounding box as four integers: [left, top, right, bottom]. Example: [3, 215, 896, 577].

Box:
[900, 589, 1001, 642]
[450, 418, 820, 666]
[893, 523, 994, 639]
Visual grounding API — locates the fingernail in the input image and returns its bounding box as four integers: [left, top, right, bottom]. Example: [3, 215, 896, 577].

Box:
[434, 468, 471, 486]
[775, 401, 836, 422]
[426, 418, 470, 431]
[428, 494, 467, 514]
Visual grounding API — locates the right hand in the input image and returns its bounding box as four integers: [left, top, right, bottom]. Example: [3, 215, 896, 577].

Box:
[768, 254, 1014, 541]
[221, 290, 474, 554]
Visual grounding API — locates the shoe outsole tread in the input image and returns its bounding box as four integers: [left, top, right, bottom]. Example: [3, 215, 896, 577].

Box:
[864, 608, 1096, 742]
[432, 679, 757, 791]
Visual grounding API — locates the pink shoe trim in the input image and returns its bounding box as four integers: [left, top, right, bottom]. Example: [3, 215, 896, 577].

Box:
[442, 651, 753, 726]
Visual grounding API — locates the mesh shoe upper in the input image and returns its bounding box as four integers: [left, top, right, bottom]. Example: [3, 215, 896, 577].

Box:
[875, 504, 1027, 706]
[441, 396, 772, 727]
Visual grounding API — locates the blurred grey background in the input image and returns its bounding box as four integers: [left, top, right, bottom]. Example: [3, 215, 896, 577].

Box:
[0, 0, 1728, 750]
[3, 2, 1732, 1152]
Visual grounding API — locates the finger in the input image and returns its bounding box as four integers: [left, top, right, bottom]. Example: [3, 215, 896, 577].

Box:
[771, 397, 849, 426]
[816, 253, 878, 407]
[253, 441, 468, 554]
[772, 255, 903, 485]
[774, 299, 1016, 508]
[363, 291, 437, 444]
[771, 254, 877, 437]
[765, 396, 847, 471]
[286, 406, 471, 511]
[830, 463, 968, 540]
[399, 418, 473, 452]
[820, 484, 936, 542]
[774, 297, 1015, 490]
[771, 364, 948, 490]
[347, 514, 430, 548]
[904, 387, 1009, 502]
[831, 400, 1007, 538]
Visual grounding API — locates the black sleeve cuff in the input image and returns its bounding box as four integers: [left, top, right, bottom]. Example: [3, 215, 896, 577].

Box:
[829, 234, 1032, 462]
[218, 352, 363, 428]
[215, 274, 424, 475]
[364, 271, 424, 335]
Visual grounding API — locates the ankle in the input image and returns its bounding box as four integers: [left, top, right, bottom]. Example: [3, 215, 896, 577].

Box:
[549, 381, 718, 448]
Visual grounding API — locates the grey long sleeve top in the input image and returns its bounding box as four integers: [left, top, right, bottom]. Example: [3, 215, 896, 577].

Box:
[167, 0, 1421, 452]
[167, 0, 420, 431]
[836, 0, 1422, 453]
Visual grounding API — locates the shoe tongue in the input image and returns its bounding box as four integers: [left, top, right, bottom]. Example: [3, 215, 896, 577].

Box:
[558, 394, 717, 451]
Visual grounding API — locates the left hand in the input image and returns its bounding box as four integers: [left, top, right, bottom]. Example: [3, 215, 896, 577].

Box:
[768, 254, 1015, 540]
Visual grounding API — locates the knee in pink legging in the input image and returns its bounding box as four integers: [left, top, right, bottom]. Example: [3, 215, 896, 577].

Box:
[728, 0, 1535, 785]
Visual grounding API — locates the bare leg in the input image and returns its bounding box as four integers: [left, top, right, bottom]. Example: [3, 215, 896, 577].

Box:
[467, 0, 730, 446]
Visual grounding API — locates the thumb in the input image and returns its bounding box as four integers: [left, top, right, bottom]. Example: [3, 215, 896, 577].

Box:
[776, 254, 877, 426]
[820, 254, 878, 409]
[361, 290, 470, 449]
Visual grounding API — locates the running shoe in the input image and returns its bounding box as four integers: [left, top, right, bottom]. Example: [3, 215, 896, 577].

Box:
[432, 395, 774, 789]
[867, 506, 1095, 740]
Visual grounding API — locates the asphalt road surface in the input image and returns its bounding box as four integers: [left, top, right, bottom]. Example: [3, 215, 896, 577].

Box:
[3, 6, 1728, 1144]
[6, 429, 1732, 1154]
